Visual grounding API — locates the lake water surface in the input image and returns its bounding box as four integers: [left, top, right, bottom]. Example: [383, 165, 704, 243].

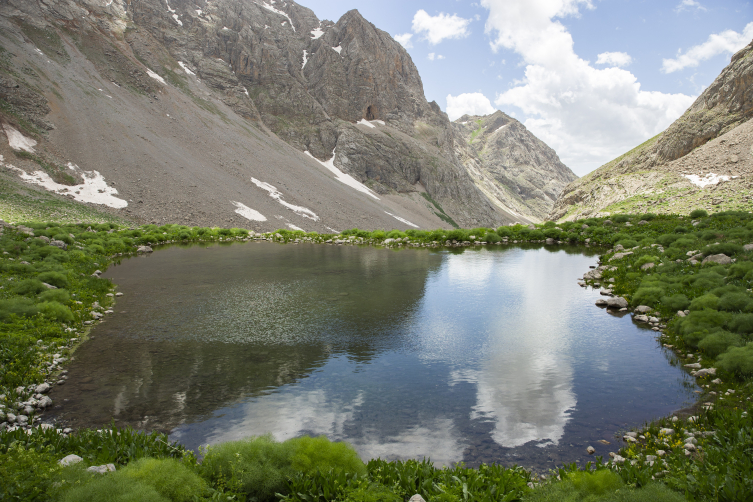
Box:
[49, 242, 695, 470]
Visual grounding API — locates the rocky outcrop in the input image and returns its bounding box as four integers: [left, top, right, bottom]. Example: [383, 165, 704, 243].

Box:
[453, 111, 577, 221]
[551, 40, 753, 221]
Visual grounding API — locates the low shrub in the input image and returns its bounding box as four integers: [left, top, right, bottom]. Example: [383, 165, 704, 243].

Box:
[38, 301, 74, 322]
[698, 330, 742, 357]
[689, 294, 719, 311]
[119, 457, 208, 501]
[727, 313, 753, 335]
[38, 288, 70, 303]
[0, 445, 61, 501]
[37, 271, 69, 289]
[703, 243, 743, 257]
[12, 279, 47, 296]
[618, 239, 638, 248]
[718, 292, 751, 312]
[631, 287, 664, 306]
[289, 436, 366, 477]
[59, 471, 169, 502]
[716, 342, 753, 376]
[660, 294, 690, 312]
[690, 209, 709, 218]
[0, 297, 39, 321]
[200, 434, 296, 500]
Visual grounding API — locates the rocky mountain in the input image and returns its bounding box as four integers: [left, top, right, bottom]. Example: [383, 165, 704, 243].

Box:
[551, 40, 753, 221]
[0, 0, 571, 231]
[452, 111, 577, 221]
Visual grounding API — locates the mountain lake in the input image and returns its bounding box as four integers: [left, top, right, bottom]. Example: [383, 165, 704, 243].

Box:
[48, 241, 696, 471]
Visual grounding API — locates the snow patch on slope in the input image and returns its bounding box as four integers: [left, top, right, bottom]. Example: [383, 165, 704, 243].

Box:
[165, 0, 183, 26]
[385, 211, 419, 228]
[305, 150, 380, 200]
[178, 61, 195, 76]
[232, 201, 267, 221]
[684, 173, 735, 188]
[256, 1, 295, 31]
[302, 50, 309, 69]
[146, 69, 166, 84]
[356, 119, 374, 128]
[3, 160, 127, 208]
[332, 45, 342, 55]
[2, 124, 37, 153]
[287, 223, 304, 231]
[311, 26, 324, 39]
[251, 178, 319, 221]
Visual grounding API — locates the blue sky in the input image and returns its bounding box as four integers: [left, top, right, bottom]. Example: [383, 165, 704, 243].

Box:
[299, 0, 752, 176]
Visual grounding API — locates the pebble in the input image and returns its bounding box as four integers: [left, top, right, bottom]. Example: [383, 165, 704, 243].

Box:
[586, 446, 595, 454]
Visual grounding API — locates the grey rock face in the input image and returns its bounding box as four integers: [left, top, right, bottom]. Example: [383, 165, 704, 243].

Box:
[452, 111, 577, 221]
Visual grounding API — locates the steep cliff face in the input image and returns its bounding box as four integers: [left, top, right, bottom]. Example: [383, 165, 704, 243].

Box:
[0, 0, 544, 229]
[452, 111, 577, 221]
[551, 40, 753, 221]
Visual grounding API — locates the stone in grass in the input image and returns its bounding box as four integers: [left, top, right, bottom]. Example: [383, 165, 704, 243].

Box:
[702, 254, 732, 265]
[409, 495, 427, 502]
[59, 454, 83, 466]
[35, 383, 50, 394]
[606, 297, 628, 309]
[87, 464, 116, 474]
[634, 305, 652, 313]
[684, 363, 702, 369]
[712, 378, 722, 384]
[744, 244, 753, 252]
[695, 368, 716, 377]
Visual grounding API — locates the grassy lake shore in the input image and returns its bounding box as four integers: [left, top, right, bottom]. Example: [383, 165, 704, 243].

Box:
[1, 211, 752, 501]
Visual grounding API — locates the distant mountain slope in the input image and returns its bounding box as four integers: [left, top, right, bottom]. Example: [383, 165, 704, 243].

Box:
[452, 111, 577, 221]
[1, 0, 560, 230]
[551, 40, 753, 221]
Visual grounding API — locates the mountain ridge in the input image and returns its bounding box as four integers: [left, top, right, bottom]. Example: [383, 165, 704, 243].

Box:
[550, 40, 753, 221]
[0, 0, 572, 229]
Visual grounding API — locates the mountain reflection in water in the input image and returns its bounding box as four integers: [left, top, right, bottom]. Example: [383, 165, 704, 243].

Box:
[49, 242, 695, 469]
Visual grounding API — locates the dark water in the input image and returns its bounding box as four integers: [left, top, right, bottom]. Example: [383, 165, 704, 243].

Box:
[49, 242, 695, 470]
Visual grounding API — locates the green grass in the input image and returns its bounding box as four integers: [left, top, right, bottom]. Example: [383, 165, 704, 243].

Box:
[3, 209, 753, 501]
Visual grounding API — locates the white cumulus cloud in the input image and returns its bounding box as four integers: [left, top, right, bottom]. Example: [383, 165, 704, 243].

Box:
[675, 0, 706, 12]
[480, 0, 696, 175]
[595, 51, 632, 67]
[394, 33, 413, 49]
[412, 9, 471, 45]
[446, 93, 496, 121]
[662, 22, 753, 73]
[428, 53, 445, 61]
